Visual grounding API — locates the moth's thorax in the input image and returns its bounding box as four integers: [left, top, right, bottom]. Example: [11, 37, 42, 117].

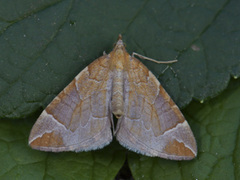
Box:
[110, 44, 129, 69]
[110, 44, 129, 118]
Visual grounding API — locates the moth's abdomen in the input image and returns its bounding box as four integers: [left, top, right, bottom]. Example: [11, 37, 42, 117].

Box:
[112, 70, 124, 118]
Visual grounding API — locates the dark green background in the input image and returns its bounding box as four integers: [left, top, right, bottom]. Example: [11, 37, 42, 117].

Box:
[0, 0, 239, 179]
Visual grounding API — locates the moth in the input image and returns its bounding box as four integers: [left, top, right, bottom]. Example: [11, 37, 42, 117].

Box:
[29, 35, 197, 160]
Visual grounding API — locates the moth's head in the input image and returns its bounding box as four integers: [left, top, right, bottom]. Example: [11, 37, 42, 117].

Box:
[114, 34, 125, 50]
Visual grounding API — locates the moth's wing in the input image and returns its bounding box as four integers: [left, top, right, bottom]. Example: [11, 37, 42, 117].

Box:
[116, 57, 197, 160]
[29, 55, 113, 152]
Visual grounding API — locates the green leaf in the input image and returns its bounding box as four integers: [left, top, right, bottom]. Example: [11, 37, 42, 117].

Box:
[0, 0, 239, 118]
[0, 0, 240, 179]
[128, 78, 240, 179]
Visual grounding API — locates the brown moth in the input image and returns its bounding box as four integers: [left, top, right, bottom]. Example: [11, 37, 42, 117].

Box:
[29, 35, 197, 160]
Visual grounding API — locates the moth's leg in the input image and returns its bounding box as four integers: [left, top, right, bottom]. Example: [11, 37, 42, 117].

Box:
[159, 65, 177, 77]
[132, 52, 177, 64]
[132, 52, 178, 77]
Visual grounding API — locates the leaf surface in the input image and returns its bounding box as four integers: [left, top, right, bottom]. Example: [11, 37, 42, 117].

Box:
[0, 0, 240, 179]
